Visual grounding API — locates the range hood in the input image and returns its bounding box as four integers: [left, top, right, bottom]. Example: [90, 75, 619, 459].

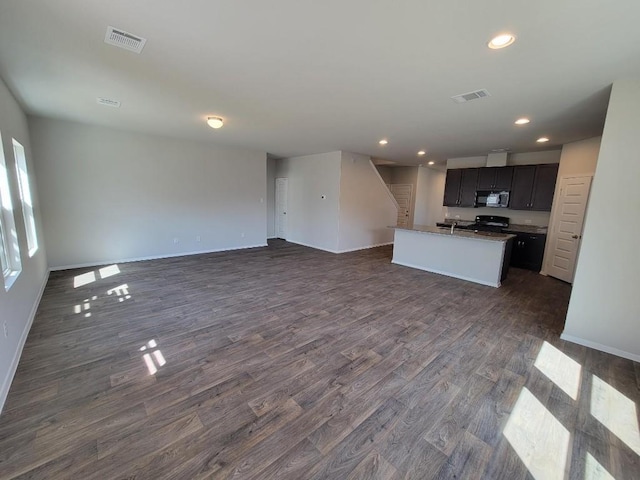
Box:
[486, 152, 508, 167]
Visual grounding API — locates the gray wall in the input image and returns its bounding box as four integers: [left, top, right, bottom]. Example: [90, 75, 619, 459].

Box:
[0, 78, 48, 411]
[563, 79, 640, 361]
[30, 117, 267, 269]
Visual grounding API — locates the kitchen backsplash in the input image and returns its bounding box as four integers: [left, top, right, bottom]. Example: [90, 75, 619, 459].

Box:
[444, 207, 550, 227]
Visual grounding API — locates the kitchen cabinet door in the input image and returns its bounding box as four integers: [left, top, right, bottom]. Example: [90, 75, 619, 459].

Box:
[477, 166, 513, 191]
[509, 166, 536, 210]
[458, 168, 479, 207]
[477, 168, 496, 190]
[494, 166, 514, 190]
[530, 164, 559, 211]
[443, 169, 462, 206]
[509, 233, 547, 271]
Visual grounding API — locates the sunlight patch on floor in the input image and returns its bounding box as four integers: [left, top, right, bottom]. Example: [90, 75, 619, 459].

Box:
[590, 375, 640, 456]
[504, 388, 570, 480]
[73, 271, 96, 288]
[584, 452, 615, 480]
[534, 341, 582, 400]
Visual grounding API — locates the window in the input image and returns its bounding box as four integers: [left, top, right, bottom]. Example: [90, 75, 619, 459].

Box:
[0, 132, 22, 290]
[12, 139, 38, 256]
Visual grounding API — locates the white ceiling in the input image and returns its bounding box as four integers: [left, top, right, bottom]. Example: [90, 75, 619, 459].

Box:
[0, 0, 639, 165]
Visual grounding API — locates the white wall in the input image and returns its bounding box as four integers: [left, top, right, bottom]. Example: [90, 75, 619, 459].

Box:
[337, 153, 396, 252]
[275, 152, 341, 252]
[414, 166, 446, 227]
[0, 78, 48, 412]
[266, 156, 276, 238]
[563, 80, 640, 362]
[374, 165, 393, 184]
[541, 136, 601, 274]
[30, 117, 267, 269]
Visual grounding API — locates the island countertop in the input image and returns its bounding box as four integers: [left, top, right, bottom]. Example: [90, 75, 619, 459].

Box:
[390, 225, 516, 243]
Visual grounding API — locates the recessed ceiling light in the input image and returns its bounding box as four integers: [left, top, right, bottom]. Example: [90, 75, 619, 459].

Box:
[428, 161, 435, 165]
[488, 33, 516, 49]
[207, 117, 224, 129]
[537, 137, 550, 143]
[417, 150, 426, 156]
[379, 139, 388, 145]
[515, 118, 530, 125]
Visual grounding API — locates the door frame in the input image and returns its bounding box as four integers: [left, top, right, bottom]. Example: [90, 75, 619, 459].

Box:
[390, 183, 414, 228]
[275, 177, 288, 240]
[542, 174, 593, 282]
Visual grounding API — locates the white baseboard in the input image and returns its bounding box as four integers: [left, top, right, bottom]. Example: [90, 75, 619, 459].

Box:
[49, 244, 269, 271]
[285, 240, 393, 255]
[335, 242, 394, 254]
[285, 240, 340, 254]
[560, 333, 640, 363]
[391, 260, 500, 288]
[0, 269, 50, 414]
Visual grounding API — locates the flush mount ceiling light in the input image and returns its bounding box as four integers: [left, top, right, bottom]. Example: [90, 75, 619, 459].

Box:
[417, 150, 426, 156]
[515, 118, 530, 125]
[537, 137, 550, 143]
[207, 117, 224, 129]
[488, 33, 516, 49]
[378, 139, 388, 145]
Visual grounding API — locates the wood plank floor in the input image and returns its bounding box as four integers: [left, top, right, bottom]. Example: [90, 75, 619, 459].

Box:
[1, 240, 638, 479]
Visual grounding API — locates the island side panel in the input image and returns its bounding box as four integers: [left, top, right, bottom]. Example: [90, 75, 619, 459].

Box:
[391, 229, 504, 287]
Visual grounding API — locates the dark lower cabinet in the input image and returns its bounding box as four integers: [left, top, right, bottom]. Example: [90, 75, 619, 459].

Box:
[508, 232, 547, 272]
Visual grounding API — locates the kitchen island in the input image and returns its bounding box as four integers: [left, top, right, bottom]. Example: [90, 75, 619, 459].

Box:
[391, 226, 516, 287]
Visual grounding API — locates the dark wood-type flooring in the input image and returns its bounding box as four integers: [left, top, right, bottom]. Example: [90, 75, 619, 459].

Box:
[1, 240, 638, 479]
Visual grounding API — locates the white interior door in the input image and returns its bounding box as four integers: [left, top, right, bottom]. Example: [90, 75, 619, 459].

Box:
[390, 184, 413, 228]
[547, 175, 592, 283]
[275, 177, 288, 239]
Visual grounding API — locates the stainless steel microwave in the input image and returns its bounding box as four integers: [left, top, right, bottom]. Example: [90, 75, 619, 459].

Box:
[476, 190, 510, 208]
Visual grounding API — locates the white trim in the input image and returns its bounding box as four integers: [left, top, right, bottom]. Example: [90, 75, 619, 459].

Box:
[49, 244, 269, 271]
[334, 242, 394, 254]
[285, 239, 339, 254]
[560, 333, 640, 363]
[285, 239, 393, 255]
[391, 259, 500, 288]
[0, 269, 50, 414]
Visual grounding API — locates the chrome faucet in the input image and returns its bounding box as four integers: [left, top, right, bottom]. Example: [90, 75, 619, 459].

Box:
[450, 221, 458, 234]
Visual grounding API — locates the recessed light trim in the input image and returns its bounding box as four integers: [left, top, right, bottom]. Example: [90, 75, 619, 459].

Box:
[207, 117, 224, 129]
[537, 137, 550, 143]
[417, 150, 426, 156]
[515, 118, 530, 125]
[488, 33, 516, 49]
[427, 161, 435, 165]
[378, 139, 388, 145]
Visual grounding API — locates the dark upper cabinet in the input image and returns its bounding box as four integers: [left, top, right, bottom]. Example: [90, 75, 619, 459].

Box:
[458, 168, 479, 207]
[442, 168, 479, 207]
[510, 164, 558, 211]
[510, 166, 537, 210]
[530, 164, 559, 211]
[477, 166, 513, 191]
[443, 169, 463, 206]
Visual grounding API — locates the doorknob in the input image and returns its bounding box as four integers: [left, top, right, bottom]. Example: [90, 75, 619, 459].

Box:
[571, 234, 578, 239]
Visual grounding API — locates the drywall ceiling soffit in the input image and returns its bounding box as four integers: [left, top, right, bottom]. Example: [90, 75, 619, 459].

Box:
[0, 0, 638, 163]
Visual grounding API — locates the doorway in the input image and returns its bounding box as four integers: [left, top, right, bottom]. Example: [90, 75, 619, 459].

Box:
[275, 177, 288, 239]
[546, 175, 593, 283]
[390, 184, 413, 228]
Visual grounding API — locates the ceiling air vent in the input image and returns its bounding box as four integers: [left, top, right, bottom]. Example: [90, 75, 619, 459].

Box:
[97, 97, 121, 108]
[104, 26, 146, 54]
[451, 89, 491, 104]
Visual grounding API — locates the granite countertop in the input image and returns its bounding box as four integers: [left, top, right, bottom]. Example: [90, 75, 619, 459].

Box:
[391, 225, 516, 243]
[437, 219, 548, 235]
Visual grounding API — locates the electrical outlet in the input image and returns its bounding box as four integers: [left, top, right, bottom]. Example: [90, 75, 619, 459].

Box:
[3, 322, 8, 339]
[525, 219, 532, 224]
[241, 233, 245, 238]
[173, 238, 179, 244]
[196, 235, 201, 242]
